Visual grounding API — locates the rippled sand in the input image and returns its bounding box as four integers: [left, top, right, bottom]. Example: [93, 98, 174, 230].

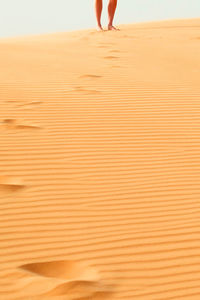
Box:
[0, 18, 200, 300]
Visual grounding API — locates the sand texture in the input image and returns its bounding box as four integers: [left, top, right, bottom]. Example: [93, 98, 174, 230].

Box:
[0, 18, 200, 300]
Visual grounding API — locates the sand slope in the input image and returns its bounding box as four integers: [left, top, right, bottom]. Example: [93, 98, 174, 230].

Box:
[0, 18, 200, 299]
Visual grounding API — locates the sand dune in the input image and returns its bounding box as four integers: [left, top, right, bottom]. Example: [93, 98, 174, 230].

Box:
[0, 18, 200, 299]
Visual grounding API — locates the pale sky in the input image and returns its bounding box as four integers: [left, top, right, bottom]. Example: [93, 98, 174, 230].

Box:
[0, 0, 199, 37]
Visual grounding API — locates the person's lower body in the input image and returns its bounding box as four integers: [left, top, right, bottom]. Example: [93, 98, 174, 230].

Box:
[95, 0, 103, 30]
[108, 0, 118, 30]
[95, 0, 118, 31]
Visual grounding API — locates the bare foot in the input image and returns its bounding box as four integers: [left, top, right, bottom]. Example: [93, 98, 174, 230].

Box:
[108, 25, 120, 31]
[97, 25, 104, 31]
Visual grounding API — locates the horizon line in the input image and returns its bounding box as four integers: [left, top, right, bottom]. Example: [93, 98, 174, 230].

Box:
[0, 17, 199, 41]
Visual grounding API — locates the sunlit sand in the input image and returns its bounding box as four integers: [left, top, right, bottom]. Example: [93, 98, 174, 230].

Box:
[0, 18, 200, 300]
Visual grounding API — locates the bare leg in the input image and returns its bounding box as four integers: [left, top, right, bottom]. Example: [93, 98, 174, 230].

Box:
[108, 0, 119, 30]
[95, 0, 103, 30]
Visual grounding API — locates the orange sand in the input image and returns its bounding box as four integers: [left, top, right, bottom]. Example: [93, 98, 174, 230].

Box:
[0, 18, 200, 300]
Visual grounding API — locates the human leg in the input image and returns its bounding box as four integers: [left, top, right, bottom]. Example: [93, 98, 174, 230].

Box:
[108, 0, 118, 30]
[95, 0, 103, 30]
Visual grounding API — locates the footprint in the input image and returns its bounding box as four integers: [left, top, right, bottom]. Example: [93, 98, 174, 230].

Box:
[17, 101, 42, 108]
[80, 74, 102, 79]
[104, 56, 119, 60]
[43, 280, 114, 299]
[5, 100, 23, 103]
[3, 119, 16, 125]
[74, 86, 101, 95]
[19, 260, 100, 281]
[3, 119, 41, 130]
[109, 50, 121, 53]
[19, 260, 114, 299]
[0, 176, 25, 192]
